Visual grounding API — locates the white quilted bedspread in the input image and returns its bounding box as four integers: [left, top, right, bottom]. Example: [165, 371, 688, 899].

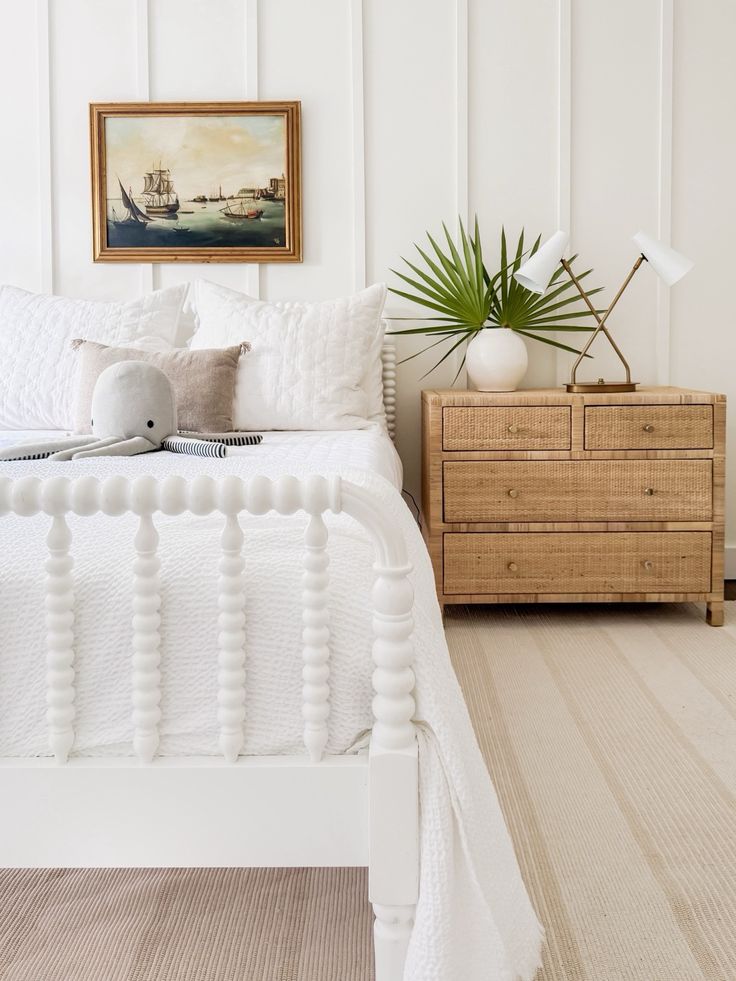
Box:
[0, 428, 541, 980]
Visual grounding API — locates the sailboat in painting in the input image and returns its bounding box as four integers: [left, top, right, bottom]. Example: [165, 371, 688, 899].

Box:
[111, 178, 152, 226]
[142, 165, 180, 216]
[219, 199, 264, 221]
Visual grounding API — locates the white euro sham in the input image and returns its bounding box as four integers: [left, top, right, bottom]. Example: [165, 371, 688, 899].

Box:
[0, 284, 187, 429]
[190, 280, 387, 431]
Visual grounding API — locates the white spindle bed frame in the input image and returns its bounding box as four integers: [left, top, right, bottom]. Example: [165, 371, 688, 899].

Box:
[0, 344, 417, 981]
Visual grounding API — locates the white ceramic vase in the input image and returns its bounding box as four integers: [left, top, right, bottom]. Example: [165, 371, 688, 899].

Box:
[466, 328, 528, 392]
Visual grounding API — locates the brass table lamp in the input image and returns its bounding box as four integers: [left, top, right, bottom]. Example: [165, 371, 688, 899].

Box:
[514, 230, 694, 393]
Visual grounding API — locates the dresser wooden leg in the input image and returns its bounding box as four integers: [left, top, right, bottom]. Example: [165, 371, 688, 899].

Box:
[707, 601, 724, 626]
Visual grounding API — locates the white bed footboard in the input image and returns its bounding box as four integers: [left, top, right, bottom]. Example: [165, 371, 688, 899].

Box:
[0, 473, 419, 981]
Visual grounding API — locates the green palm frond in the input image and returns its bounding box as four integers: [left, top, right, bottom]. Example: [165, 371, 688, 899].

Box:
[389, 219, 604, 378]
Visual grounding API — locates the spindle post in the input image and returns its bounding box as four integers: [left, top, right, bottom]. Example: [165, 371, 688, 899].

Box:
[45, 515, 75, 764]
[381, 341, 397, 439]
[369, 563, 418, 980]
[217, 513, 246, 762]
[131, 513, 161, 763]
[302, 513, 331, 762]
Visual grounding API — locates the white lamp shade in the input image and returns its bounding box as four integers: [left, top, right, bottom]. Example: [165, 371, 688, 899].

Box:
[632, 231, 693, 286]
[513, 230, 570, 294]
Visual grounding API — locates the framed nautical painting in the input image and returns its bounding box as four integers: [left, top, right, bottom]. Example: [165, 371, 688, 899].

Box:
[90, 102, 302, 263]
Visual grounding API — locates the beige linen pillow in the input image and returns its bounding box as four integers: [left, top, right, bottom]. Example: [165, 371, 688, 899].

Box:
[73, 339, 248, 434]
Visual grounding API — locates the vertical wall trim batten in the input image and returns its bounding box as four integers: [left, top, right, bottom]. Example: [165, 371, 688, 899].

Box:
[135, 0, 154, 294]
[454, 0, 469, 381]
[554, 0, 572, 384]
[555, 0, 572, 236]
[245, 0, 261, 298]
[349, 0, 366, 291]
[455, 0, 469, 228]
[655, 0, 674, 385]
[36, 0, 53, 294]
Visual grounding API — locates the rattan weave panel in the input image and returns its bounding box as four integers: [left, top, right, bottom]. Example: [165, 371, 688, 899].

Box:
[443, 406, 570, 450]
[443, 531, 712, 595]
[585, 405, 713, 449]
[443, 459, 712, 523]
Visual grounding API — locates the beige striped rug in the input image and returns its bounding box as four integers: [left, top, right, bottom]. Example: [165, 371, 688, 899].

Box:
[0, 867, 373, 980]
[446, 602, 736, 981]
[1, 602, 734, 980]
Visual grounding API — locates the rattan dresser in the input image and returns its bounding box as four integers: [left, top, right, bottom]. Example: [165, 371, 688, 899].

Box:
[421, 387, 726, 625]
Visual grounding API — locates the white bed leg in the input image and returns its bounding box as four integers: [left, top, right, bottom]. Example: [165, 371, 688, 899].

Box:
[373, 903, 415, 981]
[45, 515, 75, 764]
[132, 514, 161, 764]
[218, 513, 246, 762]
[369, 563, 419, 981]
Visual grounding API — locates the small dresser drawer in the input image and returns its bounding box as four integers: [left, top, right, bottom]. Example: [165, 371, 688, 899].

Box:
[443, 406, 570, 451]
[443, 531, 712, 595]
[443, 459, 712, 523]
[585, 404, 713, 449]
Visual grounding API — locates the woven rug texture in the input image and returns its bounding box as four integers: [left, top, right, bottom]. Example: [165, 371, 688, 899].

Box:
[1, 601, 735, 980]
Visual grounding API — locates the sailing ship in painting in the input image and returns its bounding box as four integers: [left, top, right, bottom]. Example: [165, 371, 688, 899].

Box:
[220, 199, 264, 221]
[111, 165, 180, 227]
[107, 166, 287, 246]
[111, 178, 151, 227]
[142, 165, 180, 216]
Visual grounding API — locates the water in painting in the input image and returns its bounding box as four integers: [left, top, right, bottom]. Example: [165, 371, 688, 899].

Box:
[105, 114, 288, 250]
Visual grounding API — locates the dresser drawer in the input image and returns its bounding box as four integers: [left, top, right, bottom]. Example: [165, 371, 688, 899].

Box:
[443, 406, 570, 451]
[443, 460, 712, 523]
[443, 532, 712, 595]
[584, 405, 713, 449]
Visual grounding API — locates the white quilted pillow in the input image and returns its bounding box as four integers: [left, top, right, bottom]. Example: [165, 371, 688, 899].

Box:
[0, 284, 187, 429]
[190, 280, 387, 431]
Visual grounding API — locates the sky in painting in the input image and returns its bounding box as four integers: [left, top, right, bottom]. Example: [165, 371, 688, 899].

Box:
[105, 114, 286, 199]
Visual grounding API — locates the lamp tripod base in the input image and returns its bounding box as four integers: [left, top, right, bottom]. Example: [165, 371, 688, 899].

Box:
[565, 380, 638, 393]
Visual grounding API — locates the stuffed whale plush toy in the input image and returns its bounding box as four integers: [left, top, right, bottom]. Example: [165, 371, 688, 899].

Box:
[0, 361, 259, 462]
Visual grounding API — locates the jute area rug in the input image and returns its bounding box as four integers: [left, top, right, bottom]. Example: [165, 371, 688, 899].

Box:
[0, 866, 372, 980]
[448, 602, 736, 981]
[1, 602, 735, 980]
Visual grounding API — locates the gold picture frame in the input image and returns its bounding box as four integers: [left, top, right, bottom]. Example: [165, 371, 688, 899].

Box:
[90, 101, 302, 263]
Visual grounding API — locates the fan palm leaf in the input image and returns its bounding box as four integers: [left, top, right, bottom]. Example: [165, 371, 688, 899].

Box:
[389, 219, 603, 376]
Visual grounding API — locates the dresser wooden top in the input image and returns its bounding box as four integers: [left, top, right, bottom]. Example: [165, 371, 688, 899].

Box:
[422, 386, 726, 406]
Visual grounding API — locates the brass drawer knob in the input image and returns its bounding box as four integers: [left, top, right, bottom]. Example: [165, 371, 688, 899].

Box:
[642, 560, 654, 571]
[642, 424, 655, 433]
[507, 424, 523, 434]
[508, 562, 518, 572]
[507, 489, 519, 498]
[644, 487, 655, 496]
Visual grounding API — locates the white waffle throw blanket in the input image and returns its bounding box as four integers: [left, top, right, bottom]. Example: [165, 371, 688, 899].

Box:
[0, 443, 542, 980]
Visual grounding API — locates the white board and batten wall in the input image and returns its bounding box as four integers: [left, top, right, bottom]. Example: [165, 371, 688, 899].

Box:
[2, 0, 735, 572]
